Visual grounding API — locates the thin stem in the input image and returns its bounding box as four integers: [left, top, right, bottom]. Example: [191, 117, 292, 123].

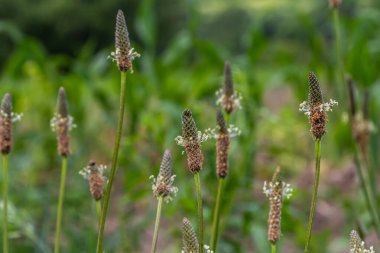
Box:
[54, 157, 67, 253]
[150, 196, 163, 253]
[333, 8, 345, 90]
[194, 172, 204, 253]
[96, 71, 127, 253]
[304, 139, 321, 253]
[271, 244, 276, 253]
[2, 155, 9, 253]
[210, 178, 224, 251]
[96, 201, 102, 228]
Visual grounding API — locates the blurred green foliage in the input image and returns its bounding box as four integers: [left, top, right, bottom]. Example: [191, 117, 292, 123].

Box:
[0, 0, 380, 252]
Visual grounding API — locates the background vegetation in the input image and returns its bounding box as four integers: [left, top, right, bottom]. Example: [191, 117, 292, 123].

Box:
[1, 0, 380, 252]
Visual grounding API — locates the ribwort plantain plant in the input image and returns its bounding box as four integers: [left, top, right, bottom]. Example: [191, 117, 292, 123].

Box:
[149, 150, 178, 253]
[0, 93, 22, 253]
[96, 9, 140, 253]
[176, 109, 209, 253]
[51, 87, 75, 253]
[263, 167, 293, 253]
[299, 72, 337, 252]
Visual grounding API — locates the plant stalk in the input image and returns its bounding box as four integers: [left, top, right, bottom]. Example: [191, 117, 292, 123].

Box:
[210, 178, 224, 251]
[96, 201, 102, 228]
[2, 155, 9, 253]
[333, 8, 345, 94]
[304, 139, 321, 253]
[194, 172, 204, 253]
[271, 244, 276, 253]
[54, 157, 67, 253]
[150, 196, 163, 253]
[96, 71, 127, 253]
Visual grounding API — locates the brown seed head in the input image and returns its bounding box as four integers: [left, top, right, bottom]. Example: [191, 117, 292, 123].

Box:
[329, 0, 342, 8]
[154, 149, 173, 197]
[308, 72, 326, 140]
[56, 87, 70, 157]
[181, 109, 204, 173]
[222, 62, 236, 114]
[268, 181, 283, 244]
[182, 218, 199, 253]
[0, 93, 12, 154]
[89, 173, 105, 201]
[216, 110, 229, 178]
[115, 10, 132, 72]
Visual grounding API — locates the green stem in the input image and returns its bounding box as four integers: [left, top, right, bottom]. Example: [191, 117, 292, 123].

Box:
[271, 244, 276, 253]
[333, 9, 344, 83]
[304, 139, 321, 253]
[54, 157, 67, 253]
[150, 196, 163, 253]
[96, 201, 102, 228]
[194, 172, 203, 253]
[210, 178, 224, 251]
[96, 71, 127, 253]
[2, 155, 8, 253]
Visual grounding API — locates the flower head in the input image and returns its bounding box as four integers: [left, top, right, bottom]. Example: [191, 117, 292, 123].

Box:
[175, 109, 207, 173]
[79, 160, 108, 201]
[182, 218, 199, 253]
[150, 150, 178, 203]
[329, 0, 342, 8]
[0, 93, 22, 154]
[109, 10, 140, 73]
[350, 230, 375, 253]
[263, 167, 293, 244]
[216, 62, 242, 114]
[50, 87, 76, 157]
[299, 72, 338, 140]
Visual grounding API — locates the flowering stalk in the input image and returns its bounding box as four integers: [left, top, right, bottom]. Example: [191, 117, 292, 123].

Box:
[150, 150, 177, 253]
[96, 9, 139, 253]
[2, 155, 8, 253]
[52, 87, 74, 253]
[300, 72, 337, 253]
[194, 173, 203, 253]
[331, 1, 345, 89]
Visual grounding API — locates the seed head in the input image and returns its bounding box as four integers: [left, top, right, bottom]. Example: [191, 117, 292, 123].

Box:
[308, 72, 323, 108]
[54, 87, 70, 157]
[223, 62, 234, 98]
[150, 150, 178, 202]
[79, 160, 107, 201]
[0, 93, 12, 154]
[180, 109, 204, 173]
[57, 87, 68, 118]
[329, 0, 342, 8]
[216, 110, 229, 178]
[182, 218, 199, 253]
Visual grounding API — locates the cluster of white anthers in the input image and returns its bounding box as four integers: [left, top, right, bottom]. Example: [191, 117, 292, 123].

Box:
[175, 131, 210, 147]
[108, 48, 141, 73]
[215, 89, 243, 110]
[79, 164, 108, 180]
[350, 242, 375, 253]
[205, 124, 241, 139]
[0, 110, 23, 122]
[50, 114, 76, 132]
[149, 174, 178, 203]
[263, 181, 293, 200]
[350, 230, 376, 253]
[299, 99, 338, 116]
[181, 245, 214, 253]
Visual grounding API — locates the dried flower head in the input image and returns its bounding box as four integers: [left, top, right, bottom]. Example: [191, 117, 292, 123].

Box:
[216, 110, 230, 178]
[299, 72, 338, 140]
[350, 230, 375, 253]
[50, 87, 76, 157]
[149, 150, 178, 203]
[263, 167, 293, 245]
[109, 10, 140, 73]
[79, 160, 108, 201]
[182, 218, 199, 253]
[0, 93, 22, 154]
[216, 62, 242, 114]
[175, 109, 208, 173]
[329, 0, 342, 8]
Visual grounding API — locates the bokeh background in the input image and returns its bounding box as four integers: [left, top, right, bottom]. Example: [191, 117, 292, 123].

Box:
[1, 0, 380, 252]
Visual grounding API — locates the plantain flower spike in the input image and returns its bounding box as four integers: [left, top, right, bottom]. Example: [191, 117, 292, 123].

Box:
[182, 218, 199, 253]
[349, 230, 375, 253]
[111, 10, 140, 73]
[79, 160, 108, 201]
[263, 167, 293, 245]
[150, 149, 178, 203]
[215, 110, 230, 178]
[0, 93, 22, 154]
[50, 87, 76, 157]
[216, 62, 242, 114]
[329, 0, 342, 8]
[175, 109, 209, 173]
[299, 72, 338, 140]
